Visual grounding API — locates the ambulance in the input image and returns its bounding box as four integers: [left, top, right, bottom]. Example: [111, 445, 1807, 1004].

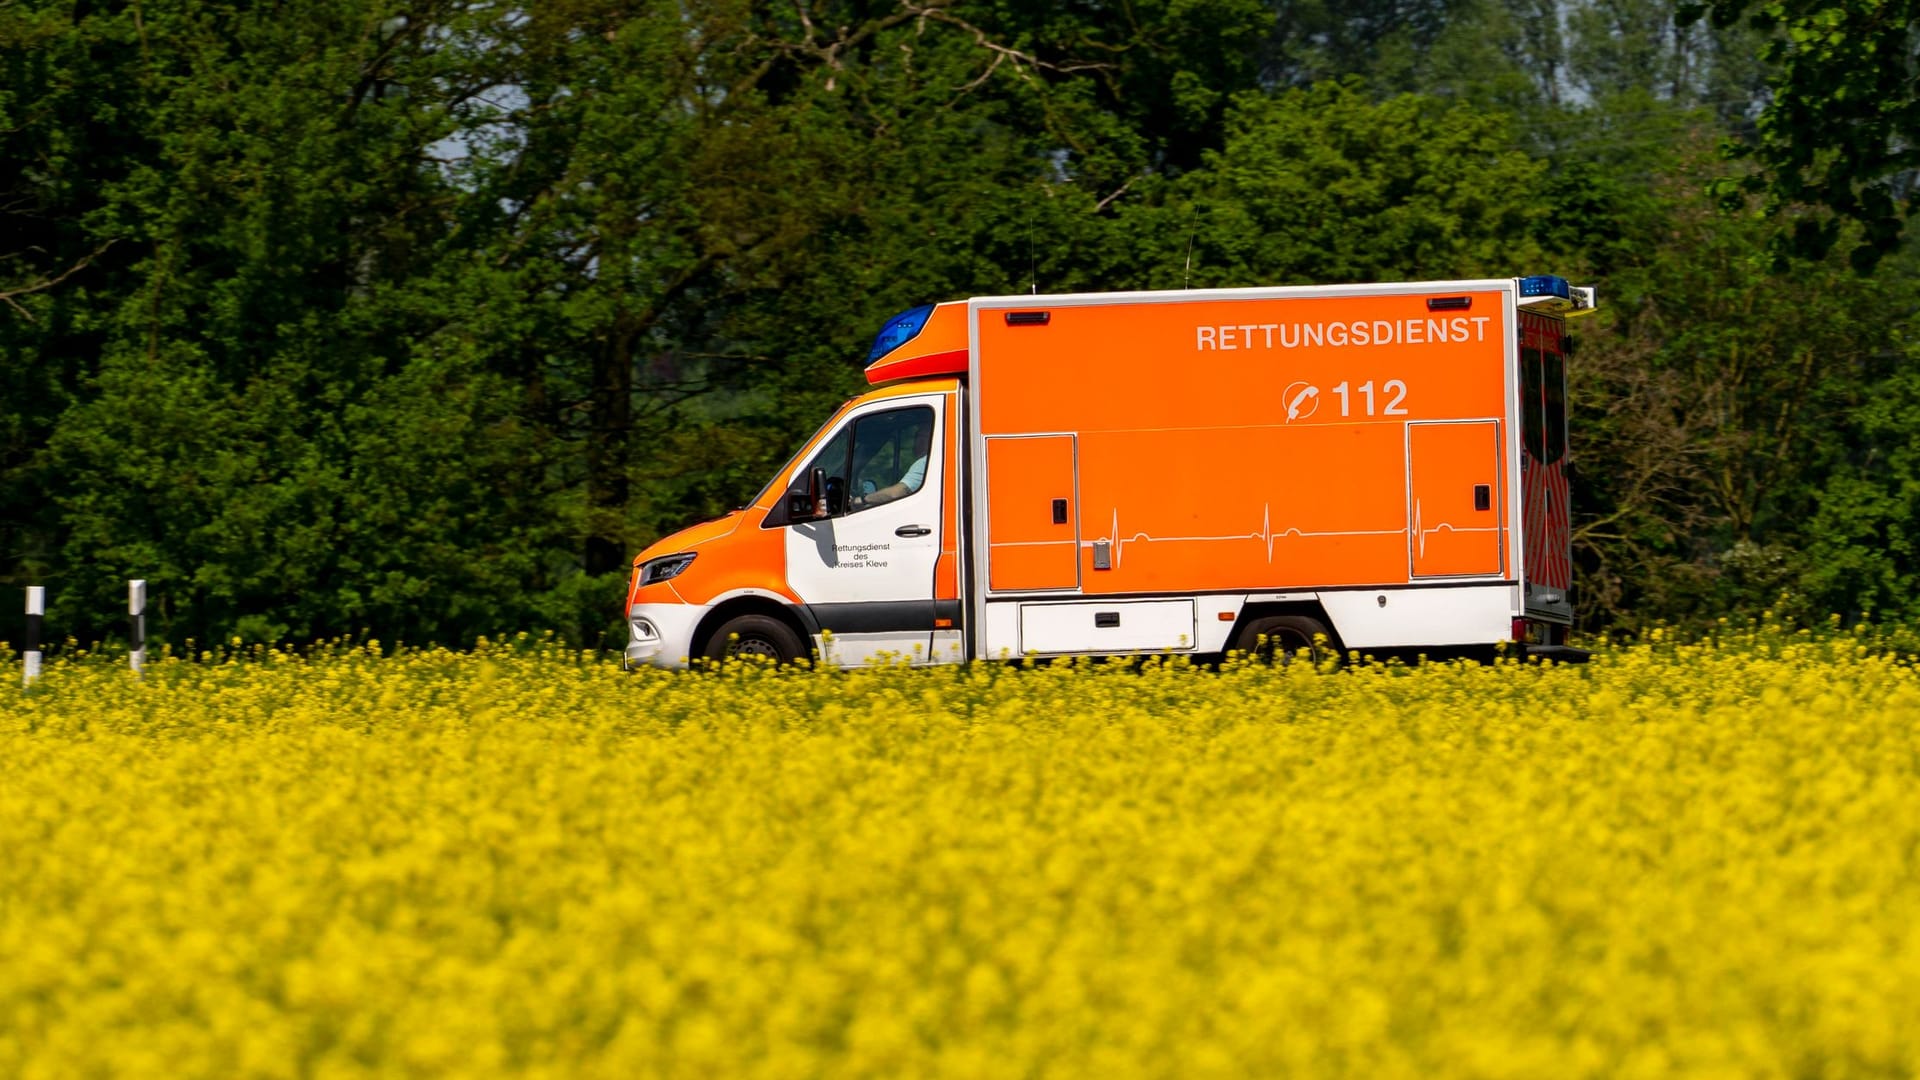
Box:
[624, 276, 1594, 668]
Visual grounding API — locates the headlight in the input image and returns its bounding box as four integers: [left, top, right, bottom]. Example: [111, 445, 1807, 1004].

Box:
[639, 552, 697, 586]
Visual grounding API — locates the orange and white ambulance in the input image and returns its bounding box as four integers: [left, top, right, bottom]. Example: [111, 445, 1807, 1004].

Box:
[624, 276, 1593, 668]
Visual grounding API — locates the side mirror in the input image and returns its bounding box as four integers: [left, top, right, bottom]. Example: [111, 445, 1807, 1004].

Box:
[809, 468, 830, 518]
[786, 468, 830, 522]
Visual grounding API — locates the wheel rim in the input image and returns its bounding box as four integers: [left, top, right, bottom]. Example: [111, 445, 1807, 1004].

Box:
[727, 635, 784, 661]
[1257, 628, 1317, 663]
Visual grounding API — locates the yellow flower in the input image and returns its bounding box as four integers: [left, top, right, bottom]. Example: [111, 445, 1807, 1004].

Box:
[2, 628, 1917, 1076]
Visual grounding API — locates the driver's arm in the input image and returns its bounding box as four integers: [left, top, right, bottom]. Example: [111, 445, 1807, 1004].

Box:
[854, 454, 927, 508]
[859, 480, 911, 507]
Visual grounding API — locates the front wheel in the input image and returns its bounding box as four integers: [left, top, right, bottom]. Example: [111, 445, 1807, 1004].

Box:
[701, 614, 807, 667]
[1234, 614, 1340, 666]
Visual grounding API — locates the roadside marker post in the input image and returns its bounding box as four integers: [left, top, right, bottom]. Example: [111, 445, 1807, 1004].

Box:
[23, 586, 43, 688]
[130, 579, 146, 676]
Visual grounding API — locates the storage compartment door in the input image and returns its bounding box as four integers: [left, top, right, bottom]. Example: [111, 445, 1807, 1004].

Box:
[1021, 600, 1196, 654]
[1408, 421, 1503, 578]
[985, 435, 1079, 591]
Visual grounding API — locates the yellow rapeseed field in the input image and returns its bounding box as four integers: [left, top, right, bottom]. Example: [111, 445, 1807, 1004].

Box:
[4, 628, 1920, 1078]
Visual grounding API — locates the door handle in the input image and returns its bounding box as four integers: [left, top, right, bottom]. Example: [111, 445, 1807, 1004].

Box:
[895, 525, 932, 537]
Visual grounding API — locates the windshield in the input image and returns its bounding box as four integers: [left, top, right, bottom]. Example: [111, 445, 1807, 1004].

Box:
[748, 399, 857, 509]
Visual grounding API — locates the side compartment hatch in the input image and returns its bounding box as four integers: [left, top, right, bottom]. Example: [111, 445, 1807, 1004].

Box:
[1408, 420, 1503, 578]
[985, 435, 1080, 591]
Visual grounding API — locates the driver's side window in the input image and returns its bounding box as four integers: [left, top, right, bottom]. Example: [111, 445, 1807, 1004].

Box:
[799, 427, 854, 516]
[795, 405, 934, 518]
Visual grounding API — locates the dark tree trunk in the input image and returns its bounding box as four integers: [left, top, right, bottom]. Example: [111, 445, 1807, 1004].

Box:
[584, 321, 633, 576]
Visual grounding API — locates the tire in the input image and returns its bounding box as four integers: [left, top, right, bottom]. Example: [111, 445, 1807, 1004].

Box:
[701, 614, 808, 667]
[1234, 614, 1339, 666]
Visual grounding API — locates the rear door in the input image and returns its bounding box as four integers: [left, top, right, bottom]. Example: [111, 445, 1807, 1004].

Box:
[1408, 420, 1504, 577]
[1519, 311, 1573, 616]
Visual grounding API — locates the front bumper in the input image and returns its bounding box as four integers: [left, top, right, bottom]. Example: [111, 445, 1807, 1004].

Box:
[622, 602, 708, 670]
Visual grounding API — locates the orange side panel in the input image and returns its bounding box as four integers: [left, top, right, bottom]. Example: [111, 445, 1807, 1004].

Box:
[936, 391, 961, 601]
[986, 435, 1078, 590]
[934, 553, 959, 601]
[1409, 421, 1504, 577]
[990, 545, 1079, 593]
[977, 292, 1507, 436]
[975, 289, 1511, 593]
[1075, 425, 1408, 593]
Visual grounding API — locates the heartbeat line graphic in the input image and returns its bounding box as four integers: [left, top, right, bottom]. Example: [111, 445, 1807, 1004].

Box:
[1085, 505, 1406, 567]
[991, 503, 1500, 567]
[1412, 499, 1499, 558]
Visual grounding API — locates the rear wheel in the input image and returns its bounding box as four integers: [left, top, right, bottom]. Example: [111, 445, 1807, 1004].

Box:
[1234, 614, 1339, 666]
[701, 614, 807, 666]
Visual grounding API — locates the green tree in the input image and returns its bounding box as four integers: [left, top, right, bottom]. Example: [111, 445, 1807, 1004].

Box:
[1800, 361, 1920, 622]
[1679, 0, 1920, 268]
[1106, 81, 1550, 289]
[5, 0, 1279, 646]
[15, 0, 1914, 648]
[1564, 130, 1920, 625]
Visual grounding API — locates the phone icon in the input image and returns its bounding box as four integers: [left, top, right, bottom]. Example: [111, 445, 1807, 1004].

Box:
[1285, 383, 1319, 422]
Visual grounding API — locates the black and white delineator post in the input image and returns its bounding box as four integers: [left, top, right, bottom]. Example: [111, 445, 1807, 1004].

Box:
[23, 586, 43, 687]
[130, 579, 146, 675]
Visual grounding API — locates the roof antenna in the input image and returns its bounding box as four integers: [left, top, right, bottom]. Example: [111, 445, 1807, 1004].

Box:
[1183, 206, 1198, 289]
[1028, 207, 1037, 295]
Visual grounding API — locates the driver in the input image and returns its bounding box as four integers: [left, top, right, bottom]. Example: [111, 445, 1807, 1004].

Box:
[854, 423, 932, 508]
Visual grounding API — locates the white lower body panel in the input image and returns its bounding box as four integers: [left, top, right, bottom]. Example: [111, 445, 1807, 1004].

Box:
[1020, 599, 1197, 655]
[813, 630, 966, 668]
[982, 597, 1236, 657]
[978, 584, 1517, 658]
[1319, 585, 1517, 649]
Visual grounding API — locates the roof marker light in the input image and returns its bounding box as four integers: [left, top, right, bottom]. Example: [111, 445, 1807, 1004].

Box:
[1427, 296, 1472, 311]
[866, 304, 934, 363]
[1518, 275, 1572, 301]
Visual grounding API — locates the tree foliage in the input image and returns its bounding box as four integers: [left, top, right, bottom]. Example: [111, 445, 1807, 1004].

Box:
[1679, 0, 1920, 269]
[3, 0, 1919, 645]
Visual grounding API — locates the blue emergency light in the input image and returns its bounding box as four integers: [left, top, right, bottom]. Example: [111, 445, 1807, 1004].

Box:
[1518, 275, 1572, 301]
[866, 304, 934, 363]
